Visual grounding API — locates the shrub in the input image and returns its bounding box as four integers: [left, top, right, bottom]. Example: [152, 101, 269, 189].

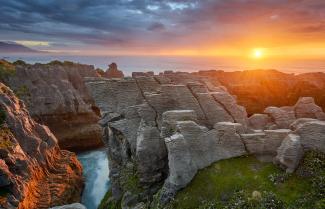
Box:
[268, 172, 291, 185]
[14, 85, 30, 99]
[0, 107, 5, 127]
[0, 128, 14, 149]
[296, 150, 325, 177]
[13, 60, 26, 66]
[225, 190, 285, 209]
[0, 60, 16, 81]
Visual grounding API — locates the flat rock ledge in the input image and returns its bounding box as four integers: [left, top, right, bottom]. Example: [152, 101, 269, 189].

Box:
[86, 75, 325, 208]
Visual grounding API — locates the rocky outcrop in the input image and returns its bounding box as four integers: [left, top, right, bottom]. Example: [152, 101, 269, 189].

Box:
[245, 97, 325, 130]
[162, 119, 247, 201]
[0, 83, 83, 209]
[50, 203, 87, 209]
[104, 63, 124, 79]
[0, 60, 102, 151]
[86, 72, 325, 207]
[86, 75, 249, 207]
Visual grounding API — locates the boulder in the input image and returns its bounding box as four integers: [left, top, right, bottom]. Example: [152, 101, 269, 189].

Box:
[264, 106, 296, 129]
[275, 134, 303, 173]
[289, 118, 318, 130]
[241, 129, 290, 157]
[294, 120, 325, 152]
[248, 114, 272, 130]
[294, 97, 324, 120]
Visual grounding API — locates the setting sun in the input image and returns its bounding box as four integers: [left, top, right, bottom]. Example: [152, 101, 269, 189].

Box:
[252, 49, 264, 59]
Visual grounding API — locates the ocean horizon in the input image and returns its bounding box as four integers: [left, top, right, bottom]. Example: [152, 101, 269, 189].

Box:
[1, 53, 325, 76]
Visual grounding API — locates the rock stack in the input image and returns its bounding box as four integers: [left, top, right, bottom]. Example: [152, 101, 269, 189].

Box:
[86, 73, 325, 208]
[0, 83, 83, 209]
[104, 63, 124, 79]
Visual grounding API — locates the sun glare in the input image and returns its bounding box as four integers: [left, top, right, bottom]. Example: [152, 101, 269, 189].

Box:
[252, 48, 264, 59]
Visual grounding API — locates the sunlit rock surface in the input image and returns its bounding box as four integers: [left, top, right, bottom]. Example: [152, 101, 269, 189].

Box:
[0, 83, 83, 209]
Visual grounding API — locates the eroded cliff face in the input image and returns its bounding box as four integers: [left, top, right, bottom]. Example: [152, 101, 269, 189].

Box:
[0, 60, 102, 151]
[195, 69, 325, 115]
[0, 83, 83, 209]
[87, 73, 325, 208]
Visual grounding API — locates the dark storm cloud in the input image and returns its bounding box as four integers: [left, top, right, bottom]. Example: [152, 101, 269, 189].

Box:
[0, 0, 324, 50]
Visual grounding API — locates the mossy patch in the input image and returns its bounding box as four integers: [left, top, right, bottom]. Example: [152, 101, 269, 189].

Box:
[0, 60, 16, 82]
[98, 190, 122, 209]
[120, 163, 143, 194]
[0, 127, 14, 149]
[166, 155, 321, 209]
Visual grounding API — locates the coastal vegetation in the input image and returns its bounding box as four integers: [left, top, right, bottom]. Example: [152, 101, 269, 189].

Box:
[163, 152, 325, 209]
[0, 60, 15, 81]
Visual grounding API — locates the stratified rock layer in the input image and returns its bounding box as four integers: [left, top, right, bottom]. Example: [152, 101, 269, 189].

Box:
[0, 83, 83, 209]
[86, 73, 325, 208]
[1, 61, 102, 151]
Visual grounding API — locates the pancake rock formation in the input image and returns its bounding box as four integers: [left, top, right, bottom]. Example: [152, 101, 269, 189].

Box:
[86, 72, 325, 208]
[0, 83, 83, 209]
[0, 60, 102, 151]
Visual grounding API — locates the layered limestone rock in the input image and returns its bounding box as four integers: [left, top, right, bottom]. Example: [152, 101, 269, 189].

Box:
[86, 73, 325, 207]
[86, 75, 251, 207]
[246, 97, 325, 130]
[0, 83, 83, 209]
[50, 203, 87, 209]
[162, 120, 247, 202]
[1, 60, 102, 151]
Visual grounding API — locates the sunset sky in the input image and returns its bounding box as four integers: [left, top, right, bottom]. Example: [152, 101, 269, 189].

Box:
[1, 0, 325, 58]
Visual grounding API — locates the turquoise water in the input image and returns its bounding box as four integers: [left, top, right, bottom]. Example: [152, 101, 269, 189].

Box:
[78, 149, 110, 209]
[1, 54, 325, 75]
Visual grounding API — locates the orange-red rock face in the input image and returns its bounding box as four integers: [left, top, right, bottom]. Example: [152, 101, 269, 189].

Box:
[195, 70, 325, 115]
[0, 83, 83, 209]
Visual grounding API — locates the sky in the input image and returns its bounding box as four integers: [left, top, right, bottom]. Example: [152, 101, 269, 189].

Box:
[1, 0, 325, 58]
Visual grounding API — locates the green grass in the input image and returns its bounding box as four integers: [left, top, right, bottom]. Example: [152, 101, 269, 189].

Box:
[168, 155, 314, 209]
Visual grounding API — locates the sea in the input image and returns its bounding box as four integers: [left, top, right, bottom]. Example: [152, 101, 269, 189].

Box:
[1, 54, 325, 75]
